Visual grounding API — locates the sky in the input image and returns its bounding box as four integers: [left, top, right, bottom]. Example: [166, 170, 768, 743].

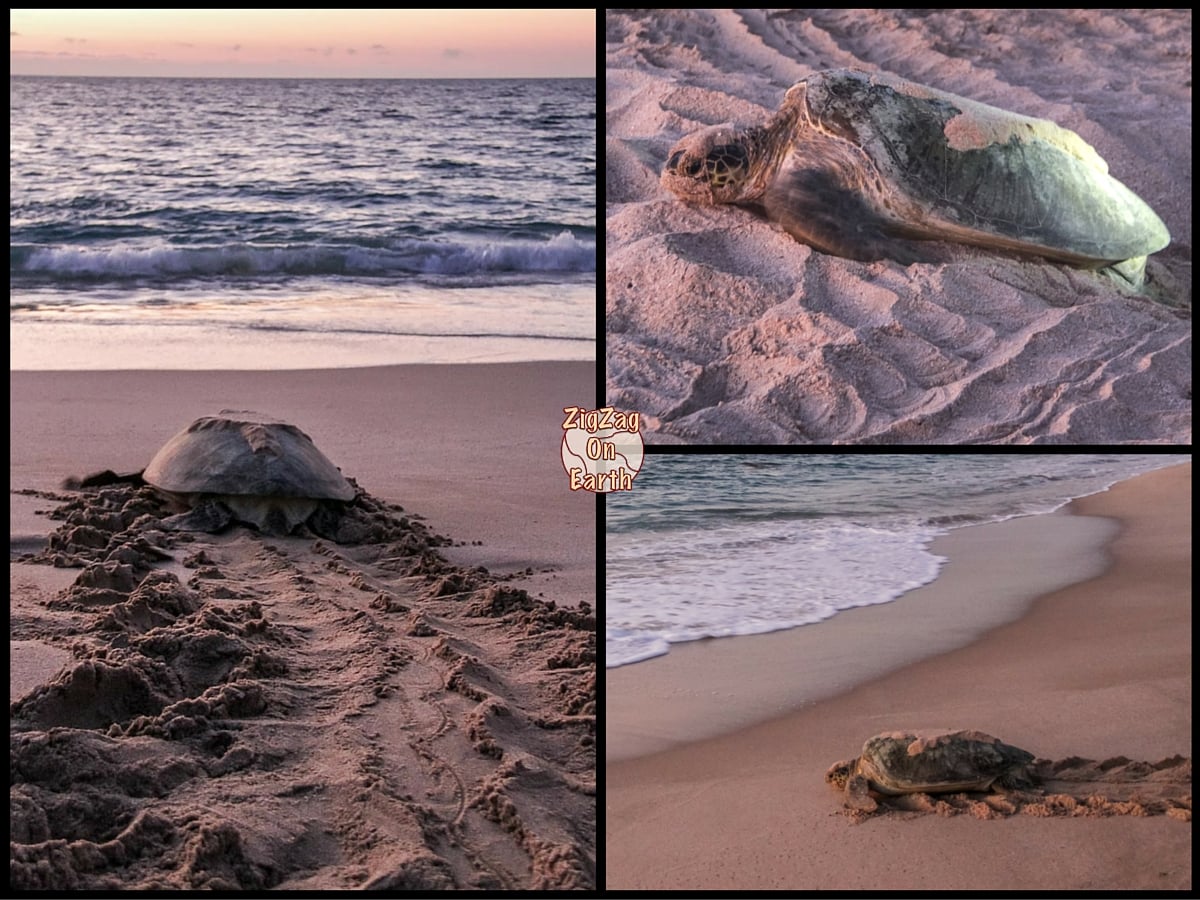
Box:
[9, 8, 596, 78]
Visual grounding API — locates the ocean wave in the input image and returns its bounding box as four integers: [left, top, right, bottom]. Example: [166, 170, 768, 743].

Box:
[10, 231, 595, 281]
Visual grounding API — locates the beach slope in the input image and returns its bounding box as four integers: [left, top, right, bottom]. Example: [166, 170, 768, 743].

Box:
[606, 464, 1191, 890]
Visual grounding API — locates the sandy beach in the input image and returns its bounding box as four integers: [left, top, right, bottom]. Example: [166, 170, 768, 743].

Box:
[606, 463, 1192, 890]
[10, 362, 596, 890]
[606, 9, 1192, 443]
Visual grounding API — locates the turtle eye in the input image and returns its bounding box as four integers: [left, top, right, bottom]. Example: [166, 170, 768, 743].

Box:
[684, 158, 702, 177]
[667, 150, 685, 172]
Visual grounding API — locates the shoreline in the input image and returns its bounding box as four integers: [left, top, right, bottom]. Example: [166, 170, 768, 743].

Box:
[606, 505, 1118, 763]
[606, 463, 1192, 890]
[10, 322, 595, 371]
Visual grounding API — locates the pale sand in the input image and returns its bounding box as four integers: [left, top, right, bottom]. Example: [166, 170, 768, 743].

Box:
[607, 508, 1119, 764]
[606, 9, 1192, 443]
[606, 463, 1192, 890]
[10, 362, 596, 890]
[10, 364, 596, 605]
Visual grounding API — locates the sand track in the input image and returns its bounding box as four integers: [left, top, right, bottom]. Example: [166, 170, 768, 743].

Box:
[11, 484, 595, 890]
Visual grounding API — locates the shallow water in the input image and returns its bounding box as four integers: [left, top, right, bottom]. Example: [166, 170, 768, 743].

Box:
[10, 76, 596, 368]
[606, 454, 1186, 668]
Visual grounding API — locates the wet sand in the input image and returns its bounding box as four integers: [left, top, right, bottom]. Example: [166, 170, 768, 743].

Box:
[606, 463, 1191, 890]
[10, 362, 597, 890]
[607, 507, 1119, 763]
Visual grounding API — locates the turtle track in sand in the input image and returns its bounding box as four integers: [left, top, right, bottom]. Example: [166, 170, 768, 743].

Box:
[10, 484, 595, 890]
[838, 755, 1191, 825]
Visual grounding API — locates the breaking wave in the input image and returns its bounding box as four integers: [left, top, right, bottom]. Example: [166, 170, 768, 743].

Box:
[11, 231, 595, 282]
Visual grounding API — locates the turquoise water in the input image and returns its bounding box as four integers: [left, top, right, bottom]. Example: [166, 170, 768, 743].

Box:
[606, 454, 1186, 668]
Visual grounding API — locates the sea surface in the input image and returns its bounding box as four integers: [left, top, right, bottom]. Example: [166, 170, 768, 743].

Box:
[607, 454, 1187, 668]
[10, 76, 595, 368]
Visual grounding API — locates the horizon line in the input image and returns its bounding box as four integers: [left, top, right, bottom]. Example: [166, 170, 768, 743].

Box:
[10, 72, 595, 81]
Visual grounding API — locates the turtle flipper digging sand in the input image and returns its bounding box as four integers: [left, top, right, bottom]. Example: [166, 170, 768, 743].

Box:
[661, 69, 1170, 287]
[827, 731, 1192, 822]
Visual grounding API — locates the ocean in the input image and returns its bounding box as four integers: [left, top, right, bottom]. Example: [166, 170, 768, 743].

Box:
[606, 454, 1187, 669]
[10, 76, 595, 369]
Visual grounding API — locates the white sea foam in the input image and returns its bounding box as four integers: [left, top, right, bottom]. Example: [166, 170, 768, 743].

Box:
[605, 455, 1187, 669]
[606, 519, 946, 668]
[16, 232, 595, 281]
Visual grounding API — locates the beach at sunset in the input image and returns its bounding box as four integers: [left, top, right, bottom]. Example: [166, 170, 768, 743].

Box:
[607, 463, 1191, 890]
[11, 8, 596, 891]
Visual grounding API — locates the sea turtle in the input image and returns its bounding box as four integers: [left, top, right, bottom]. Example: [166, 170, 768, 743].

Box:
[141, 411, 357, 537]
[825, 730, 1037, 811]
[661, 69, 1170, 286]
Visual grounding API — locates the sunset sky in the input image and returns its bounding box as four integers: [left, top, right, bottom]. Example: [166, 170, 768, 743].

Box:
[9, 8, 596, 78]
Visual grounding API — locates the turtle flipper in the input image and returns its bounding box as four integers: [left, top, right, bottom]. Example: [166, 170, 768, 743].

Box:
[159, 498, 234, 533]
[845, 773, 878, 811]
[763, 165, 925, 265]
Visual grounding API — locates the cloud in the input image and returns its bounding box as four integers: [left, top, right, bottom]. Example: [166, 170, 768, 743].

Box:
[346, 47, 357, 56]
[11, 31, 19, 37]
[231, 44, 242, 52]
[370, 44, 387, 53]
[443, 48, 463, 59]
[63, 37, 88, 44]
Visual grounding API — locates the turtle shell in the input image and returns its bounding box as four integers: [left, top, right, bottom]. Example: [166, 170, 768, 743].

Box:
[143, 411, 355, 502]
[856, 730, 1035, 795]
[662, 69, 1170, 276]
[791, 70, 1170, 264]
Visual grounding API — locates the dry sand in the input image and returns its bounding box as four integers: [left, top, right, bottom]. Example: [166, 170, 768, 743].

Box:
[10, 362, 596, 890]
[606, 9, 1192, 443]
[606, 463, 1192, 890]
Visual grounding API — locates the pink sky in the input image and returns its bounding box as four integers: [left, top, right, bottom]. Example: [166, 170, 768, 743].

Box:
[9, 8, 596, 78]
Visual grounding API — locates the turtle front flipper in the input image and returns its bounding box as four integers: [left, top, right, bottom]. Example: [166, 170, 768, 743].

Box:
[844, 773, 878, 812]
[826, 757, 880, 812]
[763, 161, 925, 265]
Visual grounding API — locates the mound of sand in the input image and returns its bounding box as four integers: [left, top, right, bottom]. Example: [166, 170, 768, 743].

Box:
[11, 483, 595, 890]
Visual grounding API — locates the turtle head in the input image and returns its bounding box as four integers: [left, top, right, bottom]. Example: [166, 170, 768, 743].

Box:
[824, 757, 857, 790]
[661, 124, 758, 205]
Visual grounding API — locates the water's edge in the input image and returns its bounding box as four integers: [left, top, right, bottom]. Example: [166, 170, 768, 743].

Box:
[605, 502, 1120, 764]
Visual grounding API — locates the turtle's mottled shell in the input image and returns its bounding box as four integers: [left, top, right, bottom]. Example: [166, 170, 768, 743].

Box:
[143, 412, 355, 535]
[144, 412, 354, 502]
[662, 69, 1170, 274]
[854, 730, 1035, 795]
